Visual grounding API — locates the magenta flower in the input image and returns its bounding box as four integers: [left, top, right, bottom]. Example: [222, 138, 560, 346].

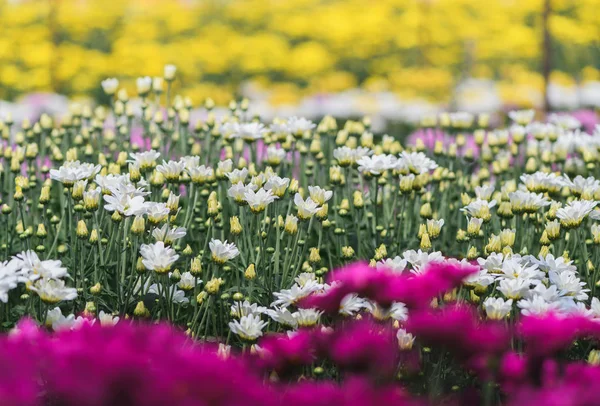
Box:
[301, 261, 477, 313]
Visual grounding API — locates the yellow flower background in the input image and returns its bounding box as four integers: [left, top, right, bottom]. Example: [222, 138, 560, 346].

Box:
[1, 0, 598, 107]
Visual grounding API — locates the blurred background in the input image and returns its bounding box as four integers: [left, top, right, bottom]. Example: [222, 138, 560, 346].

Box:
[0, 0, 599, 129]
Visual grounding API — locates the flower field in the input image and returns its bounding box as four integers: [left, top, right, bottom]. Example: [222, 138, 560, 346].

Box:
[0, 62, 599, 404]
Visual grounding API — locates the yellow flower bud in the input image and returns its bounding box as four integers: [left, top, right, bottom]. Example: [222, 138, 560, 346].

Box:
[39, 185, 51, 204]
[76, 220, 89, 239]
[352, 191, 364, 208]
[341, 246, 355, 259]
[133, 301, 150, 318]
[374, 244, 387, 261]
[230, 216, 243, 235]
[420, 233, 432, 250]
[36, 223, 47, 238]
[205, 277, 225, 294]
[244, 264, 256, 280]
[309, 247, 321, 264]
[130, 216, 146, 235]
[90, 283, 102, 295]
[89, 229, 99, 243]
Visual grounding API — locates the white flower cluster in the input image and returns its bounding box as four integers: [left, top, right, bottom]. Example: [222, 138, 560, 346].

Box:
[0, 251, 75, 304]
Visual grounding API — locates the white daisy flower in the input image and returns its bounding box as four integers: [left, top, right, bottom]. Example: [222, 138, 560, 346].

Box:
[151, 224, 187, 245]
[308, 186, 333, 205]
[139, 241, 179, 273]
[556, 200, 597, 228]
[483, 297, 513, 320]
[294, 193, 320, 220]
[228, 314, 268, 341]
[101, 78, 119, 95]
[98, 311, 120, 327]
[225, 168, 249, 184]
[50, 161, 101, 186]
[377, 256, 408, 273]
[12, 251, 68, 281]
[129, 150, 160, 170]
[209, 239, 240, 264]
[230, 300, 268, 318]
[244, 188, 278, 213]
[29, 278, 78, 304]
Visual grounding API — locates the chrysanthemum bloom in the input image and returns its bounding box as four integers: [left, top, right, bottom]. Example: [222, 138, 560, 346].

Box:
[139, 241, 179, 274]
[209, 239, 240, 264]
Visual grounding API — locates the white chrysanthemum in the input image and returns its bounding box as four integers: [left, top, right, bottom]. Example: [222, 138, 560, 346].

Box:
[548, 113, 581, 130]
[217, 159, 234, 174]
[398, 151, 438, 174]
[339, 294, 367, 316]
[460, 199, 497, 219]
[46, 307, 76, 331]
[12, 251, 68, 281]
[266, 146, 287, 165]
[156, 160, 185, 181]
[498, 259, 544, 281]
[520, 172, 566, 194]
[187, 164, 214, 184]
[294, 193, 320, 220]
[177, 272, 197, 291]
[151, 224, 187, 245]
[50, 161, 101, 186]
[271, 283, 321, 307]
[222, 122, 268, 141]
[483, 297, 513, 320]
[145, 202, 170, 223]
[244, 188, 278, 213]
[518, 296, 559, 316]
[563, 175, 600, 196]
[529, 253, 576, 274]
[230, 301, 267, 318]
[101, 78, 119, 94]
[377, 256, 408, 273]
[474, 185, 495, 200]
[556, 200, 598, 228]
[509, 190, 551, 213]
[356, 154, 398, 175]
[129, 150, 160, 170]
[397, 328, 416, 350]
[209, 239, 240, 264]
[525, 284, 561, 302]
[402, 250, 444, 273]
[225, 168, 249, 184]
[463, 269, 496, 288]
[0, 260, 25, 303]
[292, 308, 322, 327]
[98, 311, 120, 327]
[228, 182, 257, 204]
[365, 301, 408, 321]
[508, 109, 535, 125]
[333, 146, 373, 166]
[103, 193, 147, 216]
[285, 116, 316, 135]
[307, 186, 333, 206]
[140, 241, 179, 273]
[477, 252, 505, 273]
[136, 76, 152, 95]
[549, 271, 589, 301]
[264, 176, 290, 197]
[29, 278, 78, 304]
[228, 314, 268, 341]
[265, 307, 297, 328]
[497, 278, 532, 300]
